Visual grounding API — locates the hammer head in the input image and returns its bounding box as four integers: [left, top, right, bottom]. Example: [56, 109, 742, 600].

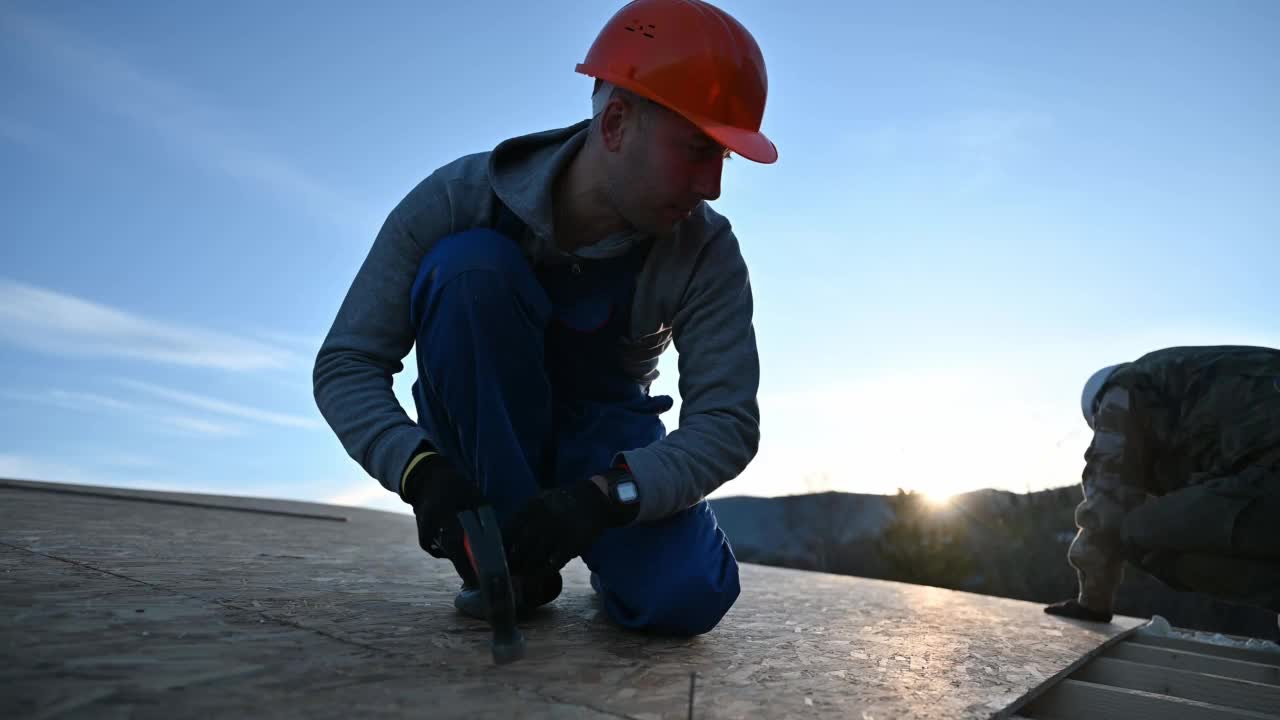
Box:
[458, 505, 526, 665]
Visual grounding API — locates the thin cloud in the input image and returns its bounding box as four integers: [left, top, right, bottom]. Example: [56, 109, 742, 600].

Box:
[847, 108, 1052, 193]
[49, 389, 143, 414]
[250, 329, 325, 355]
[115, 378, 323, 430]
[98, 453, 165, 470]
[0, 8, 360, 224]
[0, 453, 102, 485]
[0, 454, 202, 491]
[0, 113, 73, 161]
[6, 388, 245, 438]
[165, 415, 243, 437]
[0, 279, 298, 371]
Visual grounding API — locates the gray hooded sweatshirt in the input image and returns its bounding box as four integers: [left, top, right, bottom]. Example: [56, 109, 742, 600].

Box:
[313, 119, 760, 524]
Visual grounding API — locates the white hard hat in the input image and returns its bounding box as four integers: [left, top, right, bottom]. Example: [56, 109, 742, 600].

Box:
[1081, 363, 1125, 429]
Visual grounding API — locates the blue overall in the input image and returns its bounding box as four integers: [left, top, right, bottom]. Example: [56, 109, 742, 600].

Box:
[408, 219, 740, 636]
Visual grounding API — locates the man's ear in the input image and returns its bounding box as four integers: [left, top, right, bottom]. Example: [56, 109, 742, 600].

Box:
[599, 95, 629, 153]
[598, 87, 651, 154]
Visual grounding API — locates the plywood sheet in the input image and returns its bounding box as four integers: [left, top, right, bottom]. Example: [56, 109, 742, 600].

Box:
[0, 480, 1143, 719]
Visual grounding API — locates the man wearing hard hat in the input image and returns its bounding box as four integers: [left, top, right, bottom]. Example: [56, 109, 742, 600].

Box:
[314, 0, 775, 636]
[1046, 345, 1280, 624]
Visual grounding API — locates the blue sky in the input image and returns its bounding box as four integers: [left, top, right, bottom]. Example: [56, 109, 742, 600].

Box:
[2, 1, 1277, 514]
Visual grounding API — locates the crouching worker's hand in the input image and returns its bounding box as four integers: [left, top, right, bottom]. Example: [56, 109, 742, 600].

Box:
[400, 446, 484, 558]
[1044, 598, 1113, 623]
[505, 468, 640, 575]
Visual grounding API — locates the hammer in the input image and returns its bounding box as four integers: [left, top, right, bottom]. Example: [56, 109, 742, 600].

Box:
[457, 505, 526, 664]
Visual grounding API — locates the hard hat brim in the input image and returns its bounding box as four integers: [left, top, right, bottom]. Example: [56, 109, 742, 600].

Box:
[697, 119, 778, 165]
[577, 64, 778, 164]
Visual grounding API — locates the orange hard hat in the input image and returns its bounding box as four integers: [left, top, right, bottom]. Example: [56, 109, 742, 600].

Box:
[575, 0, 778, 164]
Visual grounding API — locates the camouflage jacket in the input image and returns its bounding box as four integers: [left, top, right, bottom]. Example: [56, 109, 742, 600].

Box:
[1068, 345, 1280, 610]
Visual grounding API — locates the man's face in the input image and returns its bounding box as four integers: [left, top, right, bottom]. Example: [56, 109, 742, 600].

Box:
[603, 97, 729, 235]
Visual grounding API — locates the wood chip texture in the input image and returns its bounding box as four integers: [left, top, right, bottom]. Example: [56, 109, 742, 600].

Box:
[0, 479, 1143, 719]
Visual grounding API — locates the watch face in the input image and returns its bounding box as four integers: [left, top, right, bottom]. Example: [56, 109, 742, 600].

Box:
[615, 480, 639, 503]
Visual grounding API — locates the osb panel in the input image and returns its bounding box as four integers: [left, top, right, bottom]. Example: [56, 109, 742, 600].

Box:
[0, 481, 1142, 719]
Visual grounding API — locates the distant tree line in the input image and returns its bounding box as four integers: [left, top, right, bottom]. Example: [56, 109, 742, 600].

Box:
[735, 486, 1280, 641]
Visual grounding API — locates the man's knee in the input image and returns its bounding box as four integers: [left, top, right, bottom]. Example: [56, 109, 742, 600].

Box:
[612, 558, 741, 636]
[1119, 505, 1162, 565]
[421, 228, 526, 278]
[1121, 483, 1255, 559]
[1233, 494, 1280, 561]
[409, 229, 539, 324]
[1144, 551, 1280, 610]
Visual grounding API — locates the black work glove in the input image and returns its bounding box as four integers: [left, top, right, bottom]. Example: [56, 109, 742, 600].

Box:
[401, 448, 484, 559]
[504, 471, 638, 575]
[1044, 598, 1113, 623]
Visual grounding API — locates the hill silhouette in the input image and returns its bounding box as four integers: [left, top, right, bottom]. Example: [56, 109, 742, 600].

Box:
[710, 485, 1280, 642]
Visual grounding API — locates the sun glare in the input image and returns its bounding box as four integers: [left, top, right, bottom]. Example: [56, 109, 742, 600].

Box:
[922, 490, 954, 507]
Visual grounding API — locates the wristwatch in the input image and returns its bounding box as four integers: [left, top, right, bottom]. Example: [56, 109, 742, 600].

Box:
[603, 467, 640, 507]
[599, 467, 640, 525]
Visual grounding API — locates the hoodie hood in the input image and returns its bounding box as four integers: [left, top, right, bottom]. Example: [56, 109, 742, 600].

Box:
[487, 119, 648, 261]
